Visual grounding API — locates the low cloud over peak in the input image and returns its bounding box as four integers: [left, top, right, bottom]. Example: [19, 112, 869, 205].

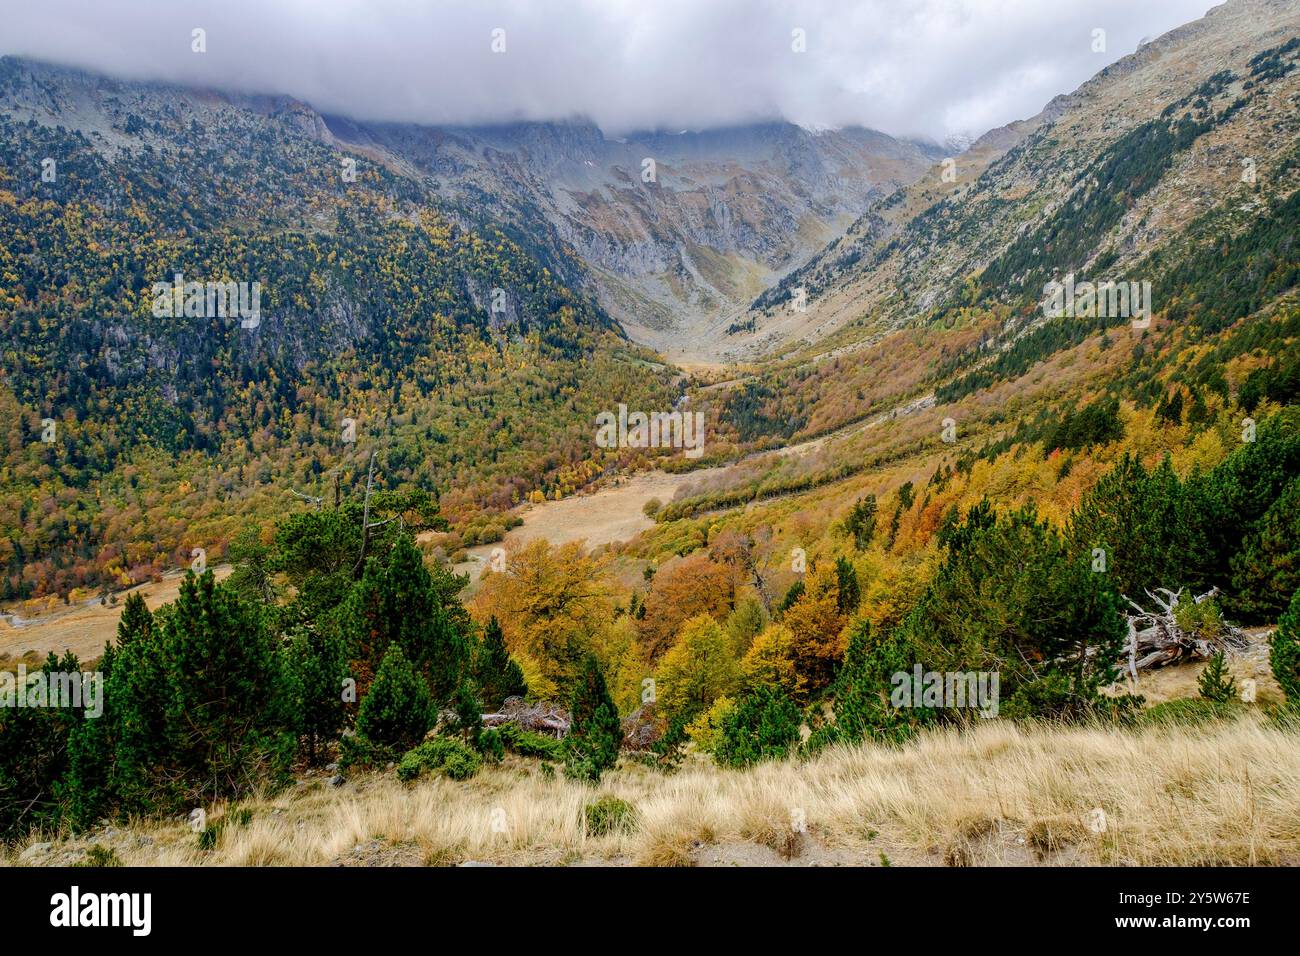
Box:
[0, 0, 1216, 141]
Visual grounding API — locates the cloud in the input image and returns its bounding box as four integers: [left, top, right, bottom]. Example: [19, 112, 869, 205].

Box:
[0, 0, 1218, 140]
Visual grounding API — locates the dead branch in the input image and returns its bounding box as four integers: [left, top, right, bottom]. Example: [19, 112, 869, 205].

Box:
[1120, 586, 1248, 672]
[480, 697, 570, 738]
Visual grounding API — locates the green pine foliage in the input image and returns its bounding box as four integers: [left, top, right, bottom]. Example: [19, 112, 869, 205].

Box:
[473, 617, 528, 709]
[159, 572, 295, 807]
[563, 656, 622, 783]
[831, 621, 927, 745]
[835, 556, 861, 615]
[285, 625, 349, 765]
[343, 533, 468, 704]
[395, 736, 481, 782]
[1197, 652, 1238, 703]
[1069, 454, 1211, 599]
[1043, 396, 1124, 452]
[114, 593, 153, 648]
[354, 643, 434, 755]
[1271, 587, 1300, 705]
[0, 651, 83, 840]
[778, 579, 805, 614]
[1229, 476, 1300, 622]
[713, 686, 802, 768]
[450, 681, 485, 748]
[910, 502, 1127, 719]
[58, 646, 115, 830]
[844, 495, 878, 550]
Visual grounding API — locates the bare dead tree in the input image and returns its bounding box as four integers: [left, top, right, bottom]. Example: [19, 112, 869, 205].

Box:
[1120, 586, 1249, 679]
[351, 450, 408, 574]
[289, 489, 323, 509]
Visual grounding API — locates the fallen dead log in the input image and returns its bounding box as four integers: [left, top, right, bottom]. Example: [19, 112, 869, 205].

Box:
[1121, 586, 1248, 680]
[480, 696, 570, 738]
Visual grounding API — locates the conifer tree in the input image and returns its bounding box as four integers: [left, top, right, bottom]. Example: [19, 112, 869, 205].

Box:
[451, 681, 484, 748]
[1271, 587, 1300, 705]
[344, 534, 467, 703]
[115, 592, 153, 649]
[832, 620, 924, 744]
[286, 625, 349, 764]
[108, 605, 175, 814]
[835, 556, 860, 615]
[1229, 476, 1300, 623]
[160, 571, 295, 805]
[1197, 651, 1237, 703]
[472, 616, 527, 709]
[0, 651, 81, 840]
[59, 645, 115, 829]
[778, 579, 805, 614]
[564, 655, 622, 783]
[355, 643, 433, 753]
[844, 495, 878, 550]
[714, 686, 801, 768]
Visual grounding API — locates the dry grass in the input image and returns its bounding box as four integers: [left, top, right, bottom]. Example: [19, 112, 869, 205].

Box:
[7, 713, 1299, 867]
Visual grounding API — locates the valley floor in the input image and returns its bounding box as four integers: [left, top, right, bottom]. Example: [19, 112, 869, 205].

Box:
[9, 713, 1298, 868]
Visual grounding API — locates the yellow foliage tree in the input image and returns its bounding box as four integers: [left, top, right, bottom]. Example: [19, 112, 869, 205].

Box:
[739, 623, 807, 704]
[472, 539, 615, 697]
[655, 614, 739, 725]
[781, 563, 848, 691]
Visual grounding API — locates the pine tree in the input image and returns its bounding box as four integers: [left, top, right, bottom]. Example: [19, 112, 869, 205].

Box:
[472, 616, 527, 709]
[344, 534, 467, 704]
[161, 571, 295, 805]
[59, 645, 116, 829]
[1068, 453, 1211, 598]
[832, 620, 924, 744]
[1229, 476, 1300, 623]
[450, 681, 487, 751]
[844, 495, 878, 550]
[1271, 587, 1300, 705]
[285, 625, 348, 764]
[713, 686, 801, 768]
[835, 556, 860, 615]
[886, 482, 914, 550]
[564, 655, 622, 783]
[1197, 651, 1237, 703]
[778, 579, 805, 614]
[915, 504, 1126, 718]
[355, 643, 433, 753]
[115, 592, 153, 649]
[107, 603, 175, 814]
[0, 651, 81, 840]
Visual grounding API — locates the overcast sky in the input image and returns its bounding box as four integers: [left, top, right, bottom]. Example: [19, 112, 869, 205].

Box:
[0, 0, 1218, 141]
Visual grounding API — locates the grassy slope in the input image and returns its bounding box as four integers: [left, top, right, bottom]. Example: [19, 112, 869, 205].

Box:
[7, 708, 1296, 867]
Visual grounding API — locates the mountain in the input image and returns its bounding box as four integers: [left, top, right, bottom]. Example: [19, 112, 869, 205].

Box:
[691, 0, 1300, 465]
[322, 117, 946, 362]
[0, 56, 676, 597]
[746, 0, 1300, 350]
[3, 0, 1300, 876]
[2, 0, 1298, 605]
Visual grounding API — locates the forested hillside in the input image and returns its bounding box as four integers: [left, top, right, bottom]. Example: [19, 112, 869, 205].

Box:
[0, 58, 676, 600]
[3, 0, 1300, 870]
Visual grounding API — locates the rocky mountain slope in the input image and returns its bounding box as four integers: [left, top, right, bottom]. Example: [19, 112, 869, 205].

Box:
[0, 56, 675, 598]
[743, 0, 1300, 357]
[692, 0, 1300, 458]
[325, 118, 945, 361]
